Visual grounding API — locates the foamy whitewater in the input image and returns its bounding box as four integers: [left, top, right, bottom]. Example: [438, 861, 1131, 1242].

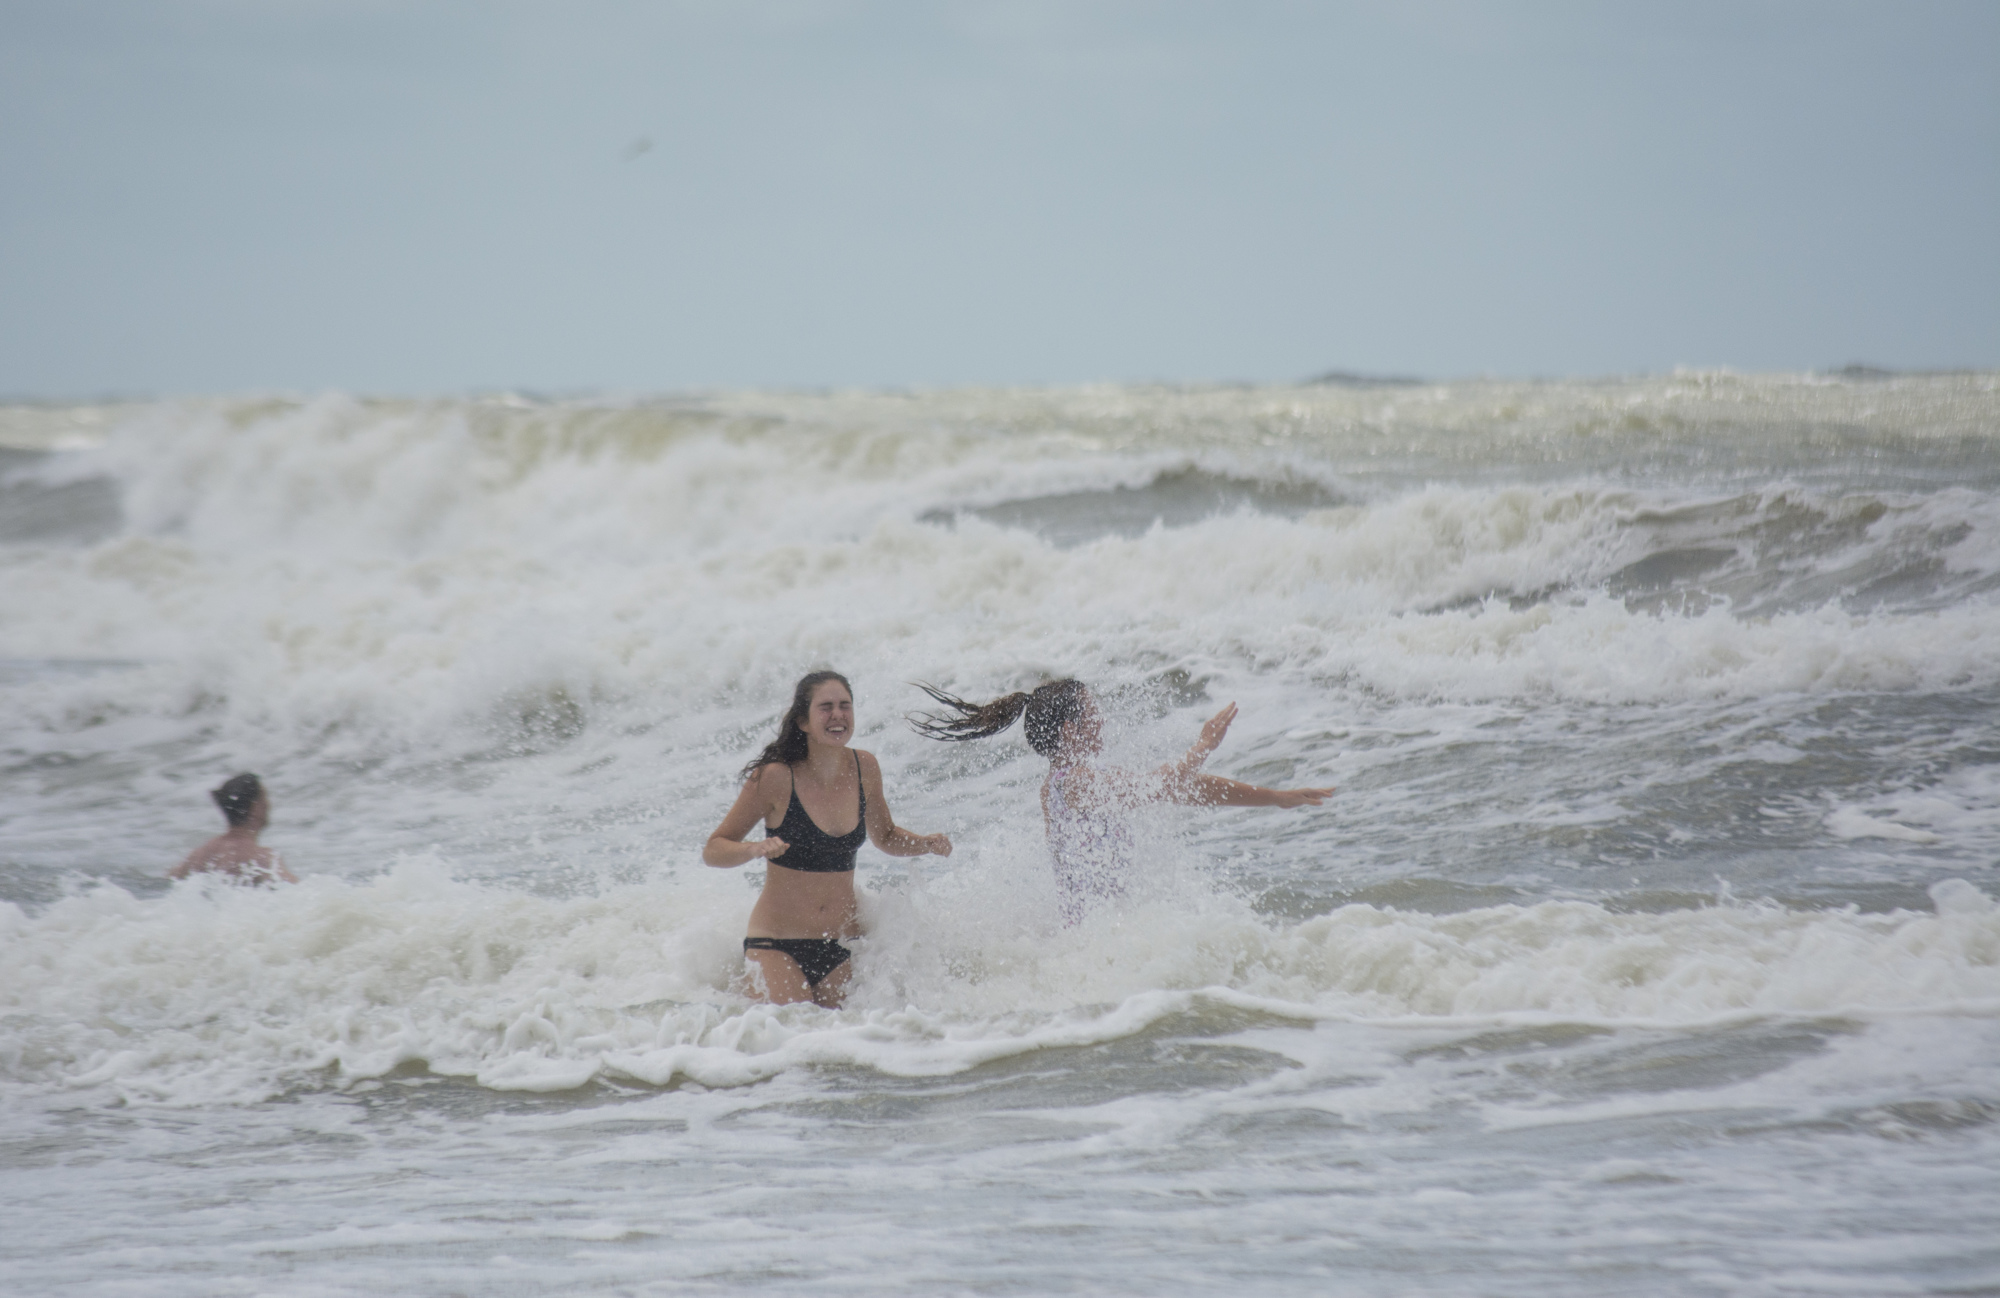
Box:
[3, 374, 1998, 1295]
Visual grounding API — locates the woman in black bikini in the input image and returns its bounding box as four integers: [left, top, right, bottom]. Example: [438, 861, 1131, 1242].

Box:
[704, 670, 952, 1006]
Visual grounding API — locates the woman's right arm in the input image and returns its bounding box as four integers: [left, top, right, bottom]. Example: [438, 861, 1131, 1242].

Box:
[1155, 705, 1330, 809]
[1067, 762, 1332, 813]
[1168, 773, 1334, 809]
[703, 768, 790, 867]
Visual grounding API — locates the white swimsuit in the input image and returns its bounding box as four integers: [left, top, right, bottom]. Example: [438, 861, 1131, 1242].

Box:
[1045, 765, 1135, 923]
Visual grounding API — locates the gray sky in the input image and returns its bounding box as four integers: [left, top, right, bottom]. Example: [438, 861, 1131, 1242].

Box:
[2, 1, 1995, 396]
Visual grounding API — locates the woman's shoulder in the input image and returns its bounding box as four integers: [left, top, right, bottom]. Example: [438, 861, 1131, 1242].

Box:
[1051, 761, 1134, 803]
[745, 760, 793, 794]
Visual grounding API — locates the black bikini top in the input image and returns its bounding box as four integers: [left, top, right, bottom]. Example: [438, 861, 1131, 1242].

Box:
[766, 753, 866, 873]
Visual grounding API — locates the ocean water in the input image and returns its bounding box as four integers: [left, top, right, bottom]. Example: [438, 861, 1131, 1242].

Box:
[3, 373, 1998, 1295]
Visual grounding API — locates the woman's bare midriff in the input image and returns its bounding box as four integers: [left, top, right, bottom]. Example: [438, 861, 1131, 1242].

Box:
[744, 861, 859, 939]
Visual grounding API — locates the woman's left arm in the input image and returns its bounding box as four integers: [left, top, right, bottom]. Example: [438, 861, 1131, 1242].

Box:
[859, 751, 953, 857]
[1160, 703, 1237, 782]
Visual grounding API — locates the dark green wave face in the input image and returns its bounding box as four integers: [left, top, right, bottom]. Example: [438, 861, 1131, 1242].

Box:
[3, 376, 1998, 1296]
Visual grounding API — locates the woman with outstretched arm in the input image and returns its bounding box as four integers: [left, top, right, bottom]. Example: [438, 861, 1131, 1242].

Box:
[911, 679, 1331, 921]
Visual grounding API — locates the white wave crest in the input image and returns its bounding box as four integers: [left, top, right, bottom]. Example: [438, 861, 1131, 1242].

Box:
[4, 862, 1994, 1106]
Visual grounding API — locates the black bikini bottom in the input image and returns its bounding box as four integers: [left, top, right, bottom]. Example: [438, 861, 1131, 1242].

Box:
[742, 936, 852, 987]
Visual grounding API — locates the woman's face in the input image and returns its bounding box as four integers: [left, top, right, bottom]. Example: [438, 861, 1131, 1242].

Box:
[1061, 692, 1104, 757]
[247, 792, 270, 832]
[799, 681, 855, 748]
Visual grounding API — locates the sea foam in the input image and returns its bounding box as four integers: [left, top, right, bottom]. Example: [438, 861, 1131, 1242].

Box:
[4, 861, 1994, 1105]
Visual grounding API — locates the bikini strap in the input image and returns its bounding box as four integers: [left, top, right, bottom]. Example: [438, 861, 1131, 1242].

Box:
[780, 761, 805, 822]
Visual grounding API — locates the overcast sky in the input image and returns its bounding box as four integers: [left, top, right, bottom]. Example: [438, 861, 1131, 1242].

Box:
[1, 1, 1995, 396]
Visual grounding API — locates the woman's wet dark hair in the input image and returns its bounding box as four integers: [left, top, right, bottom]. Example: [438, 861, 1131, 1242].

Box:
[909, 679, 1088, 759]
[211, 773, 264, 827]
[741, 671, 854, 779]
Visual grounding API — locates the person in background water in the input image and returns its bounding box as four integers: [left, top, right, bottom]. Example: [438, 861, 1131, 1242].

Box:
[911, 680, 1332, 922]
[704, 670, 952, 1007]
[169, 773, 298, 886]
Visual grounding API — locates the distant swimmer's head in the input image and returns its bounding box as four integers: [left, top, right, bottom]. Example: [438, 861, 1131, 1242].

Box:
[210, 773, 266, 828]
[742, 670, 854, 777]
[910, 679, 1096, 760]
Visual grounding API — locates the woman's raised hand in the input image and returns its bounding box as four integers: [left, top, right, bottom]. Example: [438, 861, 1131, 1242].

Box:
[757, 837, 790, 859]
[1164, 702, 1242, 789]
[923, 833, 953, 857]
[1194, 703, 1238, 756]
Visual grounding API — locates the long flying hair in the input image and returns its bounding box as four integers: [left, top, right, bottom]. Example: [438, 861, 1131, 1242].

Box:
[909, 679, 1087, 759]
[741, 670, 853, 779]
